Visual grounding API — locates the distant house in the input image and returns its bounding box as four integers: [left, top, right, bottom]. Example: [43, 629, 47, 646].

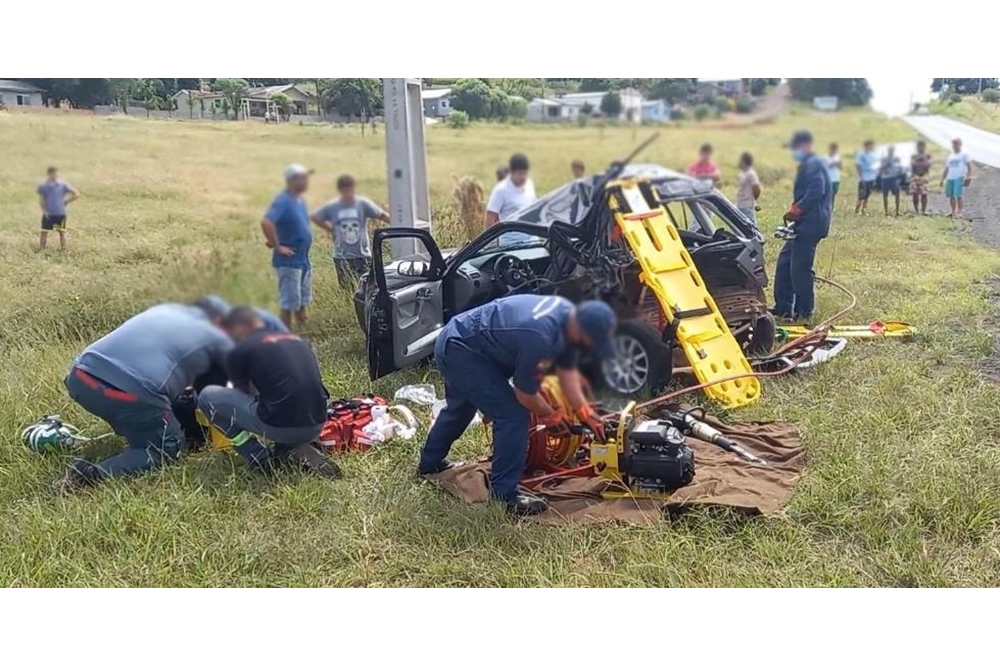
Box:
[641, 100, 670, 123]
[172, 89, 226, 117]
[421, 88, 453, 118]
[813, 96, 839, 112]
[244, 84, 315, 117]
[560, 88, 644, 123]
[526, 98, 566, 123]
[527, 88, 645, 123]
[172, 83, 316, 119]
[695, 78, 747, 99]
[0, 79, 45, 107]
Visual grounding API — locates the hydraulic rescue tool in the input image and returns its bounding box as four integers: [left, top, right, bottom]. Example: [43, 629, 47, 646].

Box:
[661, 407, 768, 465]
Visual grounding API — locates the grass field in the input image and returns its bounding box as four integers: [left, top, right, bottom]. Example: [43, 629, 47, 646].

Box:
[3, 107, 1000, 587]
[931, 97, 1000, 134]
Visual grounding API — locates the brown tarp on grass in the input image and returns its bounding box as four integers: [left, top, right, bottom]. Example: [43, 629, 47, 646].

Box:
[426, 413, 806, 524]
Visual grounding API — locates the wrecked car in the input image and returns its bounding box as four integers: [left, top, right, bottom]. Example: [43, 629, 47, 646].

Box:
[356, 163, 775, 397]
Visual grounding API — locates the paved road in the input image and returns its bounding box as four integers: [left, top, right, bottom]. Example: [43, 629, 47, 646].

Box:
[904, 115, 1000, 168]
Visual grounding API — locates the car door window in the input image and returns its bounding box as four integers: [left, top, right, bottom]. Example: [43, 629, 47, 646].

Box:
[662, 202, 693, 231]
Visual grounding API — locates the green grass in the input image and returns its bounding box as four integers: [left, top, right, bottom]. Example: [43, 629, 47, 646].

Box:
[931, 96, 1000, 133]
[2, 109, 1000, 586]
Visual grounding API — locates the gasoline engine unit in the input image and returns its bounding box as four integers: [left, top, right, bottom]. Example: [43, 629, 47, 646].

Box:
[592, 403, 695, 500]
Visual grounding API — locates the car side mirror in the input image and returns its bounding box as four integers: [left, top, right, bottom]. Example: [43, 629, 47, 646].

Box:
[398, 260, 432, 278]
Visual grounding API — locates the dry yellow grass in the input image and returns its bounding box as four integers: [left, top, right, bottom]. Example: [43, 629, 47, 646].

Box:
[451, 175, 486, 240]
[2, 109, 1000, 586]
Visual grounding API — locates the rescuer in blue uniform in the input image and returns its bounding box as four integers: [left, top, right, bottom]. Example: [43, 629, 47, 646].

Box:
[774, 130, 832, 322]
[418, 295, 617, 516]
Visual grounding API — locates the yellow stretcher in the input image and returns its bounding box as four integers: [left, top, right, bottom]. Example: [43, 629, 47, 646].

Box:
[778, 321, 916, 342]
[609, 180, 761, 408]
[195, 409, 233, 450]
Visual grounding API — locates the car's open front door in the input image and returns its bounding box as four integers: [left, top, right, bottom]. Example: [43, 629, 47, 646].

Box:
[366, 228, 447, 380]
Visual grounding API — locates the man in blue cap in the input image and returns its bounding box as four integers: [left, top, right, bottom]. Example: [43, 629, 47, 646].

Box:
[418, 294, 617, 516]
[774, 130, 832, 323]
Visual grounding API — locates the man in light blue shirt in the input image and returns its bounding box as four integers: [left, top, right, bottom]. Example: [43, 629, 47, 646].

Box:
[60, 304, 233, 490]
[854, 140, 878, 214]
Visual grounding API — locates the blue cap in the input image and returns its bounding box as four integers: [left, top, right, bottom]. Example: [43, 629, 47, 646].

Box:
[788, 130, 814, 148]
[193, 295, 232, 319]
[577, 300, 618, 361]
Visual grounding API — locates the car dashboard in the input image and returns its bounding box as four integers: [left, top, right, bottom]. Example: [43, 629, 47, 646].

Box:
[448, 245, 552, 313]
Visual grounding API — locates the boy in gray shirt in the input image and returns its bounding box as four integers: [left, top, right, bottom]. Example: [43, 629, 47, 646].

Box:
[310, 174, 390, 289]
[37, 166, 80, 251]
[60, 303, 233, 490]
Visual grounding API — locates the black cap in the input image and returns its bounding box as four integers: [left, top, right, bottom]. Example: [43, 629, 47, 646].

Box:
[787, 130, 814, 148]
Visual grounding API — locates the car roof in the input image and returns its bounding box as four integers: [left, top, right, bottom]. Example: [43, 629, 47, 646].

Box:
[510, 162, 714, 228]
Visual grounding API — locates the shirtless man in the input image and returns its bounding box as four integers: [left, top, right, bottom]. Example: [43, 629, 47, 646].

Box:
[910, 140, 932, 215]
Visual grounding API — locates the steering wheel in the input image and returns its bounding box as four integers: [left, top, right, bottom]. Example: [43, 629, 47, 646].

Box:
[491, 254, 534, 292]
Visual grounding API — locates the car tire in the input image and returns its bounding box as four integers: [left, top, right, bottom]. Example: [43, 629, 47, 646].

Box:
[745, 313, 776, 356]
[598, 319, 672, 397]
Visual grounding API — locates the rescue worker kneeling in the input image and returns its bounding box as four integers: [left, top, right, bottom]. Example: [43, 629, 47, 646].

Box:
[197, 307, 341, 479]
[418, 295, 617, 516]
[60, 302, 233, 490]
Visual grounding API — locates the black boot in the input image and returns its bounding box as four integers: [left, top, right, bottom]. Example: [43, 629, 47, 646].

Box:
[286, 443, 343, 480]
[417, 459, 465, 476]
[54, 458, 106, 494]
[505, 490, 548, 517]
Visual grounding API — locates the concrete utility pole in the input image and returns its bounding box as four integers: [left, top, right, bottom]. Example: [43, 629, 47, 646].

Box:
[383, 78, 431, 259]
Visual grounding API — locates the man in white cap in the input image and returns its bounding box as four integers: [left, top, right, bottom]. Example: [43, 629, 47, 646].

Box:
[261, 164, 313, 330]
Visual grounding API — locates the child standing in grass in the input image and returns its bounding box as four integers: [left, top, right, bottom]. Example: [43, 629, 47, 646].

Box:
[310, 174, 390, 290]
[822, 143, 842, 209]
[736, 152, 761, 224]
[879, 146, 903, 217]
[910, 140, 933, 215]
[854, 140, 878, 215]
[37, 166, 80, 251]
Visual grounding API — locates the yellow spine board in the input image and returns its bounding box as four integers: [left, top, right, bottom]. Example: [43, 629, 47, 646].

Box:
[195, 408, 233, 450]
[609, 181, 760, 407]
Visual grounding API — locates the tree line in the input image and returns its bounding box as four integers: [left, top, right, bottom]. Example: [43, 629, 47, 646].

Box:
[13, 77, 627, 120]
[931, 79, 999, 94]
[787, 79, 873, 107]
[17, 78, 877, 119]
[9, 78, 387, 120]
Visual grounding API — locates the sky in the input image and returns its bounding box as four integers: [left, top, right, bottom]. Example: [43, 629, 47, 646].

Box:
[867, 76, 933, 117]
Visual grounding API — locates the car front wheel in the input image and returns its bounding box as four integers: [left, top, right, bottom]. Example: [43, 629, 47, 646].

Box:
[600, 319, 672, 397]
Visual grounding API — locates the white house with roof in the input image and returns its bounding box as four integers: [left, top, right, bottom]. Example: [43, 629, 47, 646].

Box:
[421, 88, 453, 118]
[172, 83, 316, 119]
[0, 80, 45, 107]
[527, 87, 645, 123]
[172, 89, 226, 117]
[526, 98, 566, 122]
[243, 83, 314, 117]
[641, 100, 670, 123]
